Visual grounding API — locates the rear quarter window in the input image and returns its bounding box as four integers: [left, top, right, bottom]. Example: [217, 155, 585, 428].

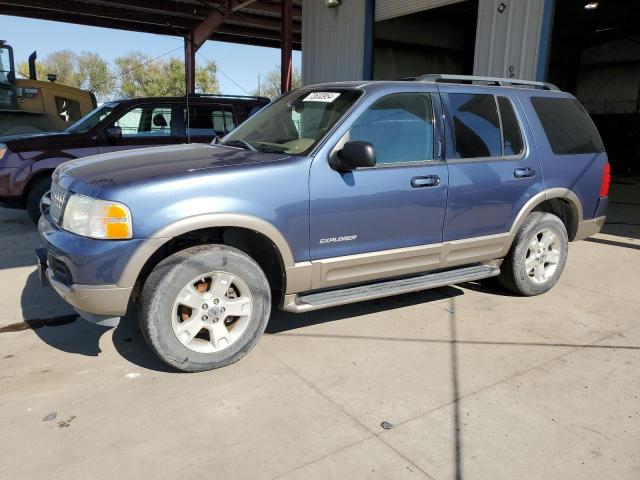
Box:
[531, 97, 604, 155]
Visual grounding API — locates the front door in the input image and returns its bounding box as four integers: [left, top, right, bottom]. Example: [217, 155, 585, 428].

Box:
[98, 104, 183, 154]
[439, 87, 543, 241]
[309, 91, 448, 285]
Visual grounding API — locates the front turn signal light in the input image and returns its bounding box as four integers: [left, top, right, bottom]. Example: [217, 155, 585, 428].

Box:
[62, 194, 133, 240]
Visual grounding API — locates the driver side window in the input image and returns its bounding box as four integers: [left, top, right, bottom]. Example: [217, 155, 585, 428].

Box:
[349, 93, 435, 165]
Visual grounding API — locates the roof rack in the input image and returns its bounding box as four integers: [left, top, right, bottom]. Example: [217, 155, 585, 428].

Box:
[415, 74, 561, 92]
[186, 93, 270, 102]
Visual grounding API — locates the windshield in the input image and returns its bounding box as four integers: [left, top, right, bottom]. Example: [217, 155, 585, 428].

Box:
[65, 102, 118, 133]
[0, 46, 13, 84]
[221, 89, 362, 155]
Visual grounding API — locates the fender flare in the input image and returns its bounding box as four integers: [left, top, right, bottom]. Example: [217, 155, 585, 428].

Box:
[509, 187, 583, 236]
[117, 213, 295, 288]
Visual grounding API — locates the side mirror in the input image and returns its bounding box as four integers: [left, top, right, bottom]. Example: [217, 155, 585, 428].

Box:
[330, 141, 376, 171]
[104, 126, 122, 142]
[6, 71, 15, 83]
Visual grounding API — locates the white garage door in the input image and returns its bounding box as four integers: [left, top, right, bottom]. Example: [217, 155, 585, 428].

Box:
[375, 0, 467, 22]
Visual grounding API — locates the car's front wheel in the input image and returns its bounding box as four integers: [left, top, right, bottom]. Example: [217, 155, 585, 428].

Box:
[498, 212, 569, 296]
[140, 244, 271, 372]
[26, 177, 52, 224]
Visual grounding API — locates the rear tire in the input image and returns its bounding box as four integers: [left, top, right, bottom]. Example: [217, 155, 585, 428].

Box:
[498, 212, 568, 296]
[140, 244, 271, 372]
[26, 177, 52, 224]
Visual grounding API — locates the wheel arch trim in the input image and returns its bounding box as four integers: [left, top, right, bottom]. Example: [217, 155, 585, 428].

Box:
[118, 213, 296, 288]
[510, 188, 583, 236]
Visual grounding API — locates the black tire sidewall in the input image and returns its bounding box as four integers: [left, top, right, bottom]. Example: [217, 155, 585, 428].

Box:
[140, 245, 271, 372]
[26, 177, 52, 224]
[506, 212, 569, 296]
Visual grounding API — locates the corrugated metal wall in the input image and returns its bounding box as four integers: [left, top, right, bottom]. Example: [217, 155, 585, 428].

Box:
[375, 0, 466, 22]
[302, 0, 367, 85]
[473, 0, 546, 80]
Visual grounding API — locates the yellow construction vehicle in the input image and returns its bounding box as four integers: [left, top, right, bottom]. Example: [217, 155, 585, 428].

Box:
[0, 40, 96, 137]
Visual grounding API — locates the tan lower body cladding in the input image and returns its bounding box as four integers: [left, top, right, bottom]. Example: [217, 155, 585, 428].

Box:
[284, 232, 513, 294]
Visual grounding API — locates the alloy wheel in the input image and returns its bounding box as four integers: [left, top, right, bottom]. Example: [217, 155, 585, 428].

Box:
[171, 271, 253, 353]
[525, 228, 561, 284]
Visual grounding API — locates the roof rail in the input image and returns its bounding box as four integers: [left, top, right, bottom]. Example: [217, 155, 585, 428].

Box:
[186, 93, 270, 102]
[415, 74, 561, 92]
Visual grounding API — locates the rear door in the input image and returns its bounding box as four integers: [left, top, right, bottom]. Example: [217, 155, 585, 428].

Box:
[439, 86, 543, 241]
[98, 103, 183, 154]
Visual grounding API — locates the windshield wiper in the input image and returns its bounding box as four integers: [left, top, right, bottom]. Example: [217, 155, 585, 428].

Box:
[257, 145, 289, 153]
[222, 139, 257, 152]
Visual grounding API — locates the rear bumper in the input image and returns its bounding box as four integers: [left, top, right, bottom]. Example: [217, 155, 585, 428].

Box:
[574, 215, 606, 241]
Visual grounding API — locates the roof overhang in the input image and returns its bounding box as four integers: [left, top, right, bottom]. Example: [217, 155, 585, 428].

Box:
[0, 0, 302, 50]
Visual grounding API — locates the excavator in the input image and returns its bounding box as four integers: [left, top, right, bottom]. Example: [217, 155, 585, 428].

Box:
[0, 40, 96, 137]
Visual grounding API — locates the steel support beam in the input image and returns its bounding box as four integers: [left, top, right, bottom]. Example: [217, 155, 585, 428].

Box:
[280, 0, 293, 93]
[184, 33, 196, 95]
[183, 0, 258, 94]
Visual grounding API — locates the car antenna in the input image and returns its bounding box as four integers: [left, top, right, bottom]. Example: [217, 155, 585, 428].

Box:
[186, 83, 191, 144]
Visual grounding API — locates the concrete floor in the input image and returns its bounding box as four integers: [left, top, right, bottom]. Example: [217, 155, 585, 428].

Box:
[1, 178, 639, 480]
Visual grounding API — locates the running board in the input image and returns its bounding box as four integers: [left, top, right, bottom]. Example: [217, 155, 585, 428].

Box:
[281, 264, 500, 313]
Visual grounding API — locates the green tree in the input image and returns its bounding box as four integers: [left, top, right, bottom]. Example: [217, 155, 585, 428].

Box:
[16, 49, 220, 100]
[253, 66, 302, 99]
[113, 51, 219, 97]
[17, 50, 114, 101]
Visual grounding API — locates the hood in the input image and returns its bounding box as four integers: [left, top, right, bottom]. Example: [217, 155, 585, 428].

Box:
[57, 143, 291, 190]
[0, 131, 72, 149]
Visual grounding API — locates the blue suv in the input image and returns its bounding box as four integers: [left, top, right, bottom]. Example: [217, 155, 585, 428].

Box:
[37, 75, 610, 372]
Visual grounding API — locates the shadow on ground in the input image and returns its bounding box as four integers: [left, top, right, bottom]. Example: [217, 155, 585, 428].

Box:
[18, 267, 465, 373]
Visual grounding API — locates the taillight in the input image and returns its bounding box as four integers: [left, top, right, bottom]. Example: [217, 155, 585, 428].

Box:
[599, 162, 611, 198]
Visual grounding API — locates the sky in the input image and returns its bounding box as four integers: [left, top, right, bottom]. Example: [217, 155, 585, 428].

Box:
[0, 15, 302, 96]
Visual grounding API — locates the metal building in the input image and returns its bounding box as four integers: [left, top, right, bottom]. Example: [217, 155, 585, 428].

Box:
[302, 0, 640, 173]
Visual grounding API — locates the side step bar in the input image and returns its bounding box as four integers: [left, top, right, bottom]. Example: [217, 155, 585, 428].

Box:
[281, 264, 500, 313]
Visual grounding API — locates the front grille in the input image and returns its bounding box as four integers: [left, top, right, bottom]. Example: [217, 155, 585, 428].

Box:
[49, 181, 66, 224]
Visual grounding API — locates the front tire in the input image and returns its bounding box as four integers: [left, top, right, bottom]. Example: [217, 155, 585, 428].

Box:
[140, 245, 271, 372]
[498, 212, 568, 296]
[26, 177, 52, 224]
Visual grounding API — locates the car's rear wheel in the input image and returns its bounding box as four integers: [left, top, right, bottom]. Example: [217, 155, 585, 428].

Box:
[26, 177, 52, 224]
[498, 212, 568, 296]
[140, 244, 271, 372]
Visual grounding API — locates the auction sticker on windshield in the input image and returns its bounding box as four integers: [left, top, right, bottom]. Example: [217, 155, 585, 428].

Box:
[304, 92, 341, 103]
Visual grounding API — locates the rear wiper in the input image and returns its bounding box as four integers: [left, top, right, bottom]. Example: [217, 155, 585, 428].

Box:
[222, 139, 257, 152]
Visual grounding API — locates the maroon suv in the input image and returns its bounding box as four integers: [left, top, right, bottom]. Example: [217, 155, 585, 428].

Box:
[0, 94, 269, 222]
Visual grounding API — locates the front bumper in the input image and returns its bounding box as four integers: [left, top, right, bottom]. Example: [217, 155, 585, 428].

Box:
[44, 265, 132, 317]
[38, 212, 139, 317]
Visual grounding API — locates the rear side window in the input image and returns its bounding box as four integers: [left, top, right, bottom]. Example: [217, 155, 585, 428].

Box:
[498, 96, 524, 156]
[186, 106, 235, 137]
[449, 93, 501, 159]
[531, 97, 604, 154]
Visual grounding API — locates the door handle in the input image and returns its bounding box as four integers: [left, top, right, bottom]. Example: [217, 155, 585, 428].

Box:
[514, 167, 536, 179]
[411, 175, 441, 188]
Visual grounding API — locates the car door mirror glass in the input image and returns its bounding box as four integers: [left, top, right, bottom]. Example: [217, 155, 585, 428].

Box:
[331, 141, 376, 171]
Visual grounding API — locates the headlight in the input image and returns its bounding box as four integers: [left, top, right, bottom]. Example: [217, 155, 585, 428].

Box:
[62, 194, 132, 240]
[0, 143, 7, 160]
